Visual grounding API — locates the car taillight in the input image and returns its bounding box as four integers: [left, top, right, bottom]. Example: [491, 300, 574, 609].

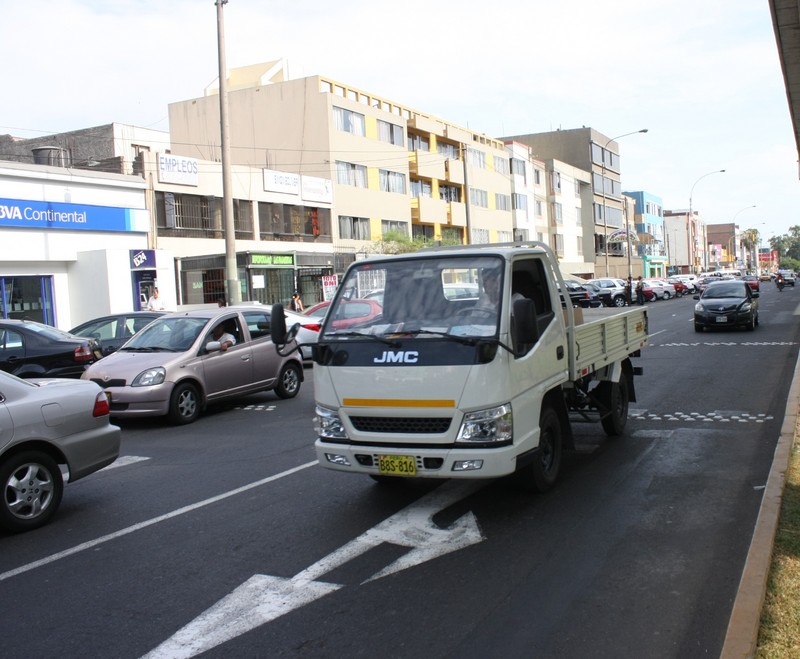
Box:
[74, 344, 94, 361]
[301, 323, 321, 332]
[93, 392, 110, 417]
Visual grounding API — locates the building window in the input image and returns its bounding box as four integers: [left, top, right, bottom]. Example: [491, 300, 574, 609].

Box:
[553, 202, 563, 225]
[511, 158, 526, 180]
[437, 142, 459, 159]
[257, 203, 332, 243]
[576, 207, 582, 227]
[333, 106, 366, 136]
[441, 227, 463, 243]
[338, 215, 370, 240]
[467, 148, 486, 169]
[553, 234, 564, 257]
[577, 236, 583, 256]
[495, 193, 511, 211]
[552, 172, 562, 193]
[472, 227, 490, 244]
[575, 180, 581, 196]
[234, 199, 253, 239]
[469, 188, 488, 208]
[379, 170, 407, 194]
[493, 156, 509, 175]
[381, 219, 408, 236]
[156, 191, 218, 238]
[411, 180, 432, 197]
[412, 224, 435, 241]
[440, 184, 461, 202]
[534, 169, 542, 185]
[335, 161, 368, 187]
[497, 231, 513, 242]
[378, 119, 404, 146]
[535, 200, 543, 217]
[408, 133, 430, 152]
[513, 193, 528, 211]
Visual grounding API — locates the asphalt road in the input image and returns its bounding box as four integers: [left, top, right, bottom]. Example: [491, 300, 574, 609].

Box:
[1, 283, 797, 658]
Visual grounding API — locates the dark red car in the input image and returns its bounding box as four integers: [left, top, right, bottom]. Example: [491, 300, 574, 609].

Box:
[306, 299, 383, 330]
[742, 275, 760, 293]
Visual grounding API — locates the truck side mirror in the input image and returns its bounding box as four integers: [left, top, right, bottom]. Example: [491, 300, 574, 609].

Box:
[271, 303, 299, 345]
[512, 297, 539, 356]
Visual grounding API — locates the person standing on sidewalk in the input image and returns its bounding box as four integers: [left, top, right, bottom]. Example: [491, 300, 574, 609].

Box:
[635, 276, 645, 305]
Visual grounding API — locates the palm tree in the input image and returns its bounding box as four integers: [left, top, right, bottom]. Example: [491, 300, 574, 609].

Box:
[740, 228, 760, 272]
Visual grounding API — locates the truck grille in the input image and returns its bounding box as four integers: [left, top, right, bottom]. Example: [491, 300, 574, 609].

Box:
[349, 416, 451, 434]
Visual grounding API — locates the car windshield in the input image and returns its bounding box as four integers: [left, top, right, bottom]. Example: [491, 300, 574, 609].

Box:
[121, 317, 208, 351]
[321, 255, 503, 339]
[703, 283, 747, 299]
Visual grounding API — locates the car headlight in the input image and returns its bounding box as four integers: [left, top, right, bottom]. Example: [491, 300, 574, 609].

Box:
[740, 303, 752, 311]
[132, 367, 166, 387]
[456, 404, 512, 443]
[695, 303, 704, 312]
[315, 405, 349, 440]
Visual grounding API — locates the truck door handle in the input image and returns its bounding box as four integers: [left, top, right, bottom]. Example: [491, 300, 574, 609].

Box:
[557, 346, 564, 359]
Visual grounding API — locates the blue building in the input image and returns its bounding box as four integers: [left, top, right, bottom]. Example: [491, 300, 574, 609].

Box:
[623, 190, 669, 277]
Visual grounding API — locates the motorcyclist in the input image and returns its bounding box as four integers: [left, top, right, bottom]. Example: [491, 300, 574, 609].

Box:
[776, 272, 785, 291]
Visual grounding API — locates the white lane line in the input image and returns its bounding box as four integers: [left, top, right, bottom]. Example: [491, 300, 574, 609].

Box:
[0, 460, 317, 583]
[102, 455, 150, 470]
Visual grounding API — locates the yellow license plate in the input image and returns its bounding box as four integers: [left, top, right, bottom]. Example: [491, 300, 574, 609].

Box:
[378, 455, 417, 476]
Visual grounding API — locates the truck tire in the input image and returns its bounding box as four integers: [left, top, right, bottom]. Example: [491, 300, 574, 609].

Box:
[517, 406, 562, 492]
[598, 377, 629, 436]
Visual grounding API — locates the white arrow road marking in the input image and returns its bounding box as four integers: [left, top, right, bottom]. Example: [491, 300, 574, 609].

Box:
[143, 480, 486, 659]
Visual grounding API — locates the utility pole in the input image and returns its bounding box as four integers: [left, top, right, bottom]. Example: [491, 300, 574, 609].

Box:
[216, 0, 240, 304]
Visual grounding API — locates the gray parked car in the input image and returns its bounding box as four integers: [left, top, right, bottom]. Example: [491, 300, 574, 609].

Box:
[586, 277, 628, 307]
[0, 371, 120, 533]
[81, 306, 303, 424]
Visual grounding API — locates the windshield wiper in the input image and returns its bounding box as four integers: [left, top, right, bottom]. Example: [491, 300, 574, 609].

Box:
[324, 331, 400, 347]
[397, 328, 485, 346]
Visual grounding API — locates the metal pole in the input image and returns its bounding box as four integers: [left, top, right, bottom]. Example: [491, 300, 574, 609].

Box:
[461, 143, 471, 244]
[216, 0, 240, 304]
[688, 169, 725, 275]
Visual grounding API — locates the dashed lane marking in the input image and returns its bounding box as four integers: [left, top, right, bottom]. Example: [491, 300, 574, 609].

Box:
[656, 341, 797, 347]
[630, 409, 773, 423]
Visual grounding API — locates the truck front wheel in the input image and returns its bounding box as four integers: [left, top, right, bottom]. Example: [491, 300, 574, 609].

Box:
[517, 406, 562, 492]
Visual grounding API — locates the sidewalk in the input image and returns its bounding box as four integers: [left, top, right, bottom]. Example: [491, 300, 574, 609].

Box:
[720, 351, 800, 657]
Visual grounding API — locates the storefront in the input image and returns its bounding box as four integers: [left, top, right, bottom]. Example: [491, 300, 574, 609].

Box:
[178, 250, 335, 309]
[0, 162, 174, 329]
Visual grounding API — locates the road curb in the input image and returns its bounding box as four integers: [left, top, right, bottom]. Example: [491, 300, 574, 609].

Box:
[720, 349, 800, 658]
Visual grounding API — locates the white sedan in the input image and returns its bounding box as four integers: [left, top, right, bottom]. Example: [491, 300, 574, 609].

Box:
[643, 279, 677, 300]
[0, 372, 120, 533]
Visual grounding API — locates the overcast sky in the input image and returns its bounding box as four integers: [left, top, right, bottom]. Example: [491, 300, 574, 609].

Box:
[2, 0, 796, 243]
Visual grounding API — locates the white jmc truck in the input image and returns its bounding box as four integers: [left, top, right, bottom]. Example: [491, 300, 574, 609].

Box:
[272, 242, 648, 490]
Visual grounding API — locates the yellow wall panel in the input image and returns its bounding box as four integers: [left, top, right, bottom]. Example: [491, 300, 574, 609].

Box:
[365, 116, 377, 140]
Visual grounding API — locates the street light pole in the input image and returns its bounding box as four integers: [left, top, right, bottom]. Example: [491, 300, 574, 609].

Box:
[600, 129, 648, 277]
[216, 0, 240, 304]
[687, 169, 725, 274]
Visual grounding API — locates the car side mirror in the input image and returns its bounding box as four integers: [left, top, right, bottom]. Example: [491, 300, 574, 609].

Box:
[693, 294, 700, 300]
[205, 340, 222, 353]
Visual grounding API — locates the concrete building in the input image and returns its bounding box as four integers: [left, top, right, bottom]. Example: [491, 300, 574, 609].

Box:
[623, 190, 668, 277]
[706, 222, 739, 270]
[0, 160, 172, 330]
[499, 127, 642, 278]
[168, 64, 516, 258]
[663, 209, 708, 274]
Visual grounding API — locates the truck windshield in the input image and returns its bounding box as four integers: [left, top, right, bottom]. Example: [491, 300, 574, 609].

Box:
[321, 255, 504, 339]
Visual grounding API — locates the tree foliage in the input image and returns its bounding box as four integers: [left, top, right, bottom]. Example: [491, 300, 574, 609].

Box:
[369, 230, 463, 255]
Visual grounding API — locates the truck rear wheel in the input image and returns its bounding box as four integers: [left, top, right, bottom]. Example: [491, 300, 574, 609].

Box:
[598, 377, 629, 436]
[517, 406, 562, 492]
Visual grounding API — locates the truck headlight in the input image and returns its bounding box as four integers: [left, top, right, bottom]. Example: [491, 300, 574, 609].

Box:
[132, 367, 166, 387]
[315, 405, 349, 440]
[456, 404, 512, 443]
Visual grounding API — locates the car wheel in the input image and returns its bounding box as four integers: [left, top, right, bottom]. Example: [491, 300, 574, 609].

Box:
[746, 314, 756, 331]
[597, 377, 629, 436]
[516, 406, 562, 492]
[275, 362, 302, 399]
[169, 382, 201, 425]
[613, 295, 626, 308]
[662, 291, 672, 300]
[0, 451, 64, 533]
